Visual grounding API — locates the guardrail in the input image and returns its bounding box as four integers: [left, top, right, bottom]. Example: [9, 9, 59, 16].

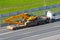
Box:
[0, 4, 60, 27]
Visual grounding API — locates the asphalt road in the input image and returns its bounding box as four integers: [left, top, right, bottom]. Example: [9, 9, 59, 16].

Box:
[38, 34, 60, 40]
[0, 21, 59, 40]
[19, 30, 60, 40]
[0, 15, 60, 40]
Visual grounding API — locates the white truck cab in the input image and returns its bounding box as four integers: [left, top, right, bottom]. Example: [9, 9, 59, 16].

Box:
[46, 11, 56, 22]
[46, 11, 55, 19]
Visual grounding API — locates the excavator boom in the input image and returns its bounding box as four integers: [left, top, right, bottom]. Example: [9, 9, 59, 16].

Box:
[3, 13, 30, 24]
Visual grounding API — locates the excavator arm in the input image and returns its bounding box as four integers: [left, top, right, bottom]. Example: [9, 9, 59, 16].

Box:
[3, 13, 37, 25]
[3, 13, 30, 24]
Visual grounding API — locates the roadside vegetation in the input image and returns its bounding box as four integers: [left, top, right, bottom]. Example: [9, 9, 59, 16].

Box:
[0, 0, 60, 14]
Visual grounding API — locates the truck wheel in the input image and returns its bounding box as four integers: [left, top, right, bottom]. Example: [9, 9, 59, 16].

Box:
[49, 19, 55, 23]
[49, 20, 52, 23]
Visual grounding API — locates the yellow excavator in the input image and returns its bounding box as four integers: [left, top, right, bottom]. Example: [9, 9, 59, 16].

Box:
[3, 13, 37, 25]
[3, 13, 38, 30]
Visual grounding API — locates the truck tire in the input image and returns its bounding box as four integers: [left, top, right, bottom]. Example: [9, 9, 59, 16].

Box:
[49, 19, 55, 23]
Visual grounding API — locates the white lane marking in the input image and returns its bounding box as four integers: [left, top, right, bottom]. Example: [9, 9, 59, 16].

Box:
[0, 25, 60, 40]
[0, 29, 38, 40]
[0, 27, 6, 30]
[18, 30, 60, 40]
[0, 28, 6, 31]
[38, 34, 60, 40]
[0, 25, 60, 36]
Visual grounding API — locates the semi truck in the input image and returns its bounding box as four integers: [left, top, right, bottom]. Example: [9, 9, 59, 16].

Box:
[3, 11, 55, 30]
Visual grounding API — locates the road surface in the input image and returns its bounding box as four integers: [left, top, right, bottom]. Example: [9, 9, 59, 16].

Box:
[38, 34, 60, 40]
